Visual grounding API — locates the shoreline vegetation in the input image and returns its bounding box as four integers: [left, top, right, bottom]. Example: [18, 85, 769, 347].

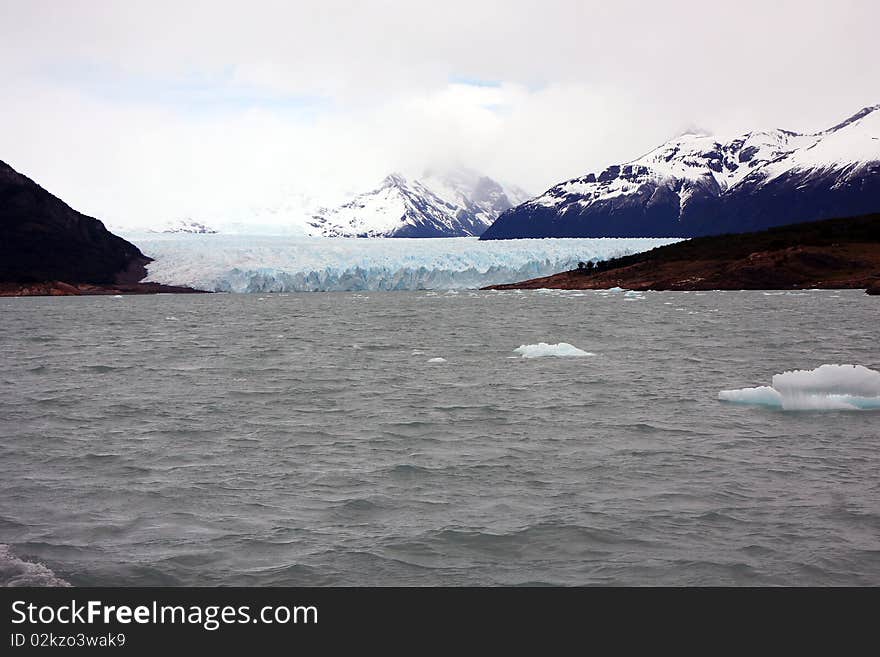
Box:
[484, 214, 880, 294]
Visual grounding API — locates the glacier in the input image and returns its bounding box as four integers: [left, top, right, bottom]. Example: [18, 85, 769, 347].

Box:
[719, 364, 880, 411]
[126, 233, 679, 292]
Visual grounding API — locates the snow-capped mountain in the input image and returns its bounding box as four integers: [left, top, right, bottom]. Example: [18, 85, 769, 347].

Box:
[160, 219, 218, 234]
[481, 105, 880, 239]
[309, 169, 530, 238]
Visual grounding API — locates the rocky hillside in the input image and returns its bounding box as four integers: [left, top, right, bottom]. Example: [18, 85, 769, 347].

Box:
[486, 213, 880, 291]
[0, 160, 149, 284]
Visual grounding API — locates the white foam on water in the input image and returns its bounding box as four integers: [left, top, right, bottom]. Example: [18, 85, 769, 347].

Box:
[513, 343, 594, 358]
[0, 544, 70, 587]
[719, 364, 880, 411]
[427, 357, 447, 363]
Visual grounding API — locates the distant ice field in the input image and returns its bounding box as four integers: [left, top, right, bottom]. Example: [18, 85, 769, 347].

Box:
[123, 233, 680, 292]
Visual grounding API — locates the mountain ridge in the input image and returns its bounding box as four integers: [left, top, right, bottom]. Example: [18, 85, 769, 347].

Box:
[481, 105, 880, 240]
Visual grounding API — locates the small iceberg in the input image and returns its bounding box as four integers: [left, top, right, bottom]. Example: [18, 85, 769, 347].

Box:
[719, 364, 880, 411]
[513, 343, 594, 359]
[427, 357, 447, 363]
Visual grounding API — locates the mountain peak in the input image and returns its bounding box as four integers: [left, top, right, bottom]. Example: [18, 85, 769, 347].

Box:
[822, 104, 880, 134]
[309, 169, 527, 238]
[382, 173, 408, 187]
[481, 105, 880, 240]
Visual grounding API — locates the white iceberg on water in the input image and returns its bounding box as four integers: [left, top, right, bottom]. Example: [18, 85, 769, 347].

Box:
[513, 343, 594, 359]
[719, 364, 880, 411]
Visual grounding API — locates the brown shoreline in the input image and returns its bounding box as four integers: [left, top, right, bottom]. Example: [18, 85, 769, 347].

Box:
[0, 281, 209, 297]
[484, 214, 880, 293]
[1, 248, 208, 297]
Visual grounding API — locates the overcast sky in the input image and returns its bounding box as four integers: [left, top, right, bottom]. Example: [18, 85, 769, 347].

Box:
[1, 0, 877, 228]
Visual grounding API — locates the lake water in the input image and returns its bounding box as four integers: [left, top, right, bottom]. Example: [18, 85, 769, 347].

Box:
[1, 289, 878, 585]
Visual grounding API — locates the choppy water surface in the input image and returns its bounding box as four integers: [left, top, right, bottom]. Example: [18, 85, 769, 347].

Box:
[1, 289, 878, 585]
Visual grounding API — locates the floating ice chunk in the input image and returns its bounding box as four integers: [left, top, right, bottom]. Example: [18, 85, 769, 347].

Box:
[427, 357, 447, 363]
[513, 343, 594, 358]
[719, 364, 880, 411]
[718, 386, 783, 407]
[773, 365, 880, 397]
[606, 287, 626, 292]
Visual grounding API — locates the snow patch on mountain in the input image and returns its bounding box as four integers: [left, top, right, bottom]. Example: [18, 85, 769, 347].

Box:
[762, 105, 880, 180]
[160, 219, 218, 234]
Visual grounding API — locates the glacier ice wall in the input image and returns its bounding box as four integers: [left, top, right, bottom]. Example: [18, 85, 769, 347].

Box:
[127, 234, 680, 292]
